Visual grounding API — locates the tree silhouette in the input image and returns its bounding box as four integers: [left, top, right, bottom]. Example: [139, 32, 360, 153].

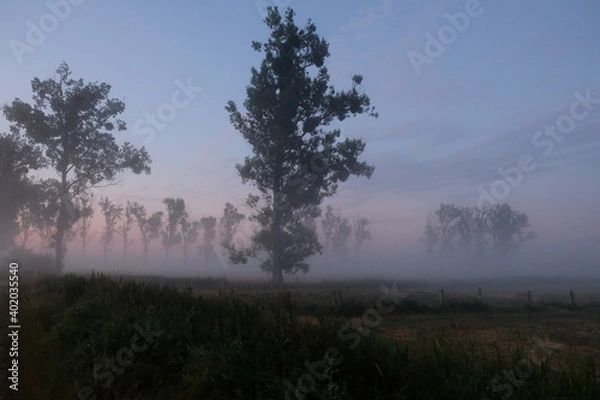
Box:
[434, 203, 462, 255]
[487, 203, 537, 265]
[422, 203, 536, 267]
[353, 215, 372, 258]
[16, 199, 37, 249]
[33, 179, 61, 252]
[181, 212, 201, 266]
[74, 192, 95, 259]
[218, 202, 245, 265]
[131, 203, 163, 261]
[199, 216, 217, 266]
[0, 133, 44, 251]
[331, 209, 352, 255]
[162, 198, 185, 263]
[118, 200, 135, 262]
[3, 62, 151, 273]
[99, 197, 122, 265]
[321, 205, 336, 255]
[225, 7, 377, 286]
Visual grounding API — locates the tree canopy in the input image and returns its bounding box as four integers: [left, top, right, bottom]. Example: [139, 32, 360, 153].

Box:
[225, 7, 378, 286]
[3, 62, 151, 272]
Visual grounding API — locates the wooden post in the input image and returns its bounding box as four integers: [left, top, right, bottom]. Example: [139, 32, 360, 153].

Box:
[527, 291, 532, 306]
[570, 290, 575, 307]
[439, 289, 445, 305]
[477, 287, 482, 301]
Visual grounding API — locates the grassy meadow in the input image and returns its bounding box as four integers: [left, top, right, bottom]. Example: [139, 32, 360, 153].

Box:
[3, 271, 599, 399]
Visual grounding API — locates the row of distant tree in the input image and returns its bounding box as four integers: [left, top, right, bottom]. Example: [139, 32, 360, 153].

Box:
[4, 175, 373, 271]
[421, 203, 537, 265]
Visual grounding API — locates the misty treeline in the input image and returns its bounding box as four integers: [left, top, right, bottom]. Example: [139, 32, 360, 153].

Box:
[0, 164, 373, 268]
[0, 6, 535, 286]
[421, 203, 537, 267]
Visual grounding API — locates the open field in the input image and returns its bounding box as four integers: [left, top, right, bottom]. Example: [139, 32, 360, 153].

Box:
[4, 271, 599, 399]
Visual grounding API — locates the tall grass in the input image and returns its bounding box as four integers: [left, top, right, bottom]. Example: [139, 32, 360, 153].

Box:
[18, 274, 598, 399]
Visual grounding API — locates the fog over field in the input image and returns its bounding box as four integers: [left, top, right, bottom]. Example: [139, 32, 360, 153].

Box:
[1, 0, 599, 284]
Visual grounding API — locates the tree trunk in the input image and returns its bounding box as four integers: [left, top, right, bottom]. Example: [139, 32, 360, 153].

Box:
[54, 203, 67, 274]
[271, 210, 284, 288]
[54, 171, 70, 274]
[272, 263, 283, 287]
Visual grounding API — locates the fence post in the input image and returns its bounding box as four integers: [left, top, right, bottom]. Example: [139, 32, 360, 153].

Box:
[439, 289, 445, 305]
[477, 287, 482, 301]
[527, 291, 532, 306]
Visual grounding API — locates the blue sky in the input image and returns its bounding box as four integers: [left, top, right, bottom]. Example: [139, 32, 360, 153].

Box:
[1, 0, 599, 275]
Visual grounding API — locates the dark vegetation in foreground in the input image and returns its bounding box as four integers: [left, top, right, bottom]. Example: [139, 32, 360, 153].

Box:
[13, 273, 599, 399]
